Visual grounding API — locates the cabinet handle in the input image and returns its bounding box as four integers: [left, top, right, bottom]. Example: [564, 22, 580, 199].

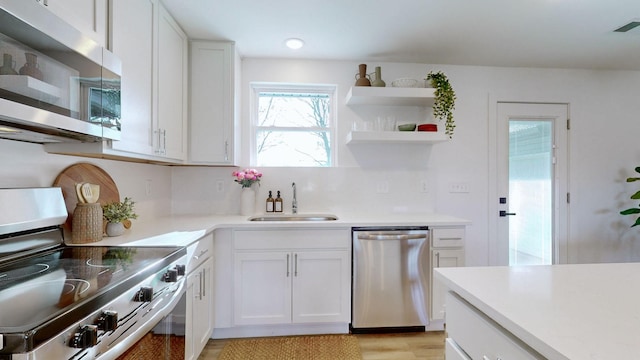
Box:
[294, 253, 298, 277]
[202, 268, 206, 298]
[162, 129, 167, 154]
[224, 140, 229, 162]
[286, 254, 290, 277]
[435, 252, 440, 267]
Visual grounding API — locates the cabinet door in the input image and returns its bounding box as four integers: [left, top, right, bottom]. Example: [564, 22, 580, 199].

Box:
[185, 266, 198, 360]
[431, 249, 465, 320]
[157, 4, 187, 161]
[292, 250, 350, 323]
[193, 257, 214, 358]
[233, 252, 291, 325]
[44, 0, 107, 46]
[109, 0, 156, 156]
[188, 41, 235, 165]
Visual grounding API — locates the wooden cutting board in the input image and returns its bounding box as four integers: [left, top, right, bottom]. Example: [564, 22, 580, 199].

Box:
[52, 162, 120, 232]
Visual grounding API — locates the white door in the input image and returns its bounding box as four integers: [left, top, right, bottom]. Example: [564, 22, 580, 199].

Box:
[494, 103, 568, 265]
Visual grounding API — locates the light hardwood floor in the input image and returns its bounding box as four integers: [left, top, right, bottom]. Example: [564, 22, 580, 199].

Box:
[197, 331, 445, 360]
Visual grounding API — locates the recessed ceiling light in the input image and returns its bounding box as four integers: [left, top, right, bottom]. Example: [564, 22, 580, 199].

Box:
[285, 38, 304, 50]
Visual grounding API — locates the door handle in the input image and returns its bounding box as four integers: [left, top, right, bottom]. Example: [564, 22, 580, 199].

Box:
[499, 210, 516, 217]
[286, 254, 290, 277]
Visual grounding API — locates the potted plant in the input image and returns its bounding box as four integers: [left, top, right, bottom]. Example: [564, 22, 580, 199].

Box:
[426, 71, 457, 138]
[621, 167, 640, 227]
[102, 197, 138, 236]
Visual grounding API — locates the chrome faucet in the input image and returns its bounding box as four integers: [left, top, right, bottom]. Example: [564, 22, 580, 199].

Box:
[292, 182, 298, 214]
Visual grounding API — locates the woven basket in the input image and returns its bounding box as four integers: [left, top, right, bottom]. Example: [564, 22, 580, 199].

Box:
[71, 203, 103, 243]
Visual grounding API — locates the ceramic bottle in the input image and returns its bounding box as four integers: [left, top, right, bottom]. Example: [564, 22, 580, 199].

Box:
[371, 66, 386, 87]
[19, 52, 43, 80]
[0, 53, 17, 75]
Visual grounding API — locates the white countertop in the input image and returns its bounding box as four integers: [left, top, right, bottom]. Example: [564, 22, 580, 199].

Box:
[69, 212, 470, 247]
[435, 263, 640, 360]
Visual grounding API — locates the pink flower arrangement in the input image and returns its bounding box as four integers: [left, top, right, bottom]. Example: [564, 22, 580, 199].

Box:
[232, 168, 263, 188]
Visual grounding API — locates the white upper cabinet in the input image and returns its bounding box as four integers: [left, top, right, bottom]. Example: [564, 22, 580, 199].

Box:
[40, 0, 108, 47]
[188, 41, 239, 165]
[109, 0, 157, 156]
[156, 4, 187, 161]
[46, 0, 187, 163]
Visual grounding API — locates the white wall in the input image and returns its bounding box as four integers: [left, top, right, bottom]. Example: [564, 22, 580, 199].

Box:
[172, 59, 640, 265]
[0, 139, 173, 222]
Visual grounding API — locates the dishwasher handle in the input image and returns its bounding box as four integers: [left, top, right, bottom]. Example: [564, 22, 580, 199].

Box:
[356, 233, 427, 241]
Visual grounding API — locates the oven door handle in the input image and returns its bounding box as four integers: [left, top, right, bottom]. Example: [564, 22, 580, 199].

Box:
[96, 279, 186, 359]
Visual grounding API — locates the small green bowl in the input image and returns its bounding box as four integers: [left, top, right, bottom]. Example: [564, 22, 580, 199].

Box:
[398, 123, 416, 131]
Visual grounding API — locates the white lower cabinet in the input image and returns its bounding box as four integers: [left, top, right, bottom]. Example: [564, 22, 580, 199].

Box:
[446, 292, 544, 360]
[185, 235, 214, 360]
[430, 227, 465, 321]
[230, 229, 351, 330]
[233, 250, 349, 325]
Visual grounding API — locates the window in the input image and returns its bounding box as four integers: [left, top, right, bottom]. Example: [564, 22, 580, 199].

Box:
[251, 83, 336, 167]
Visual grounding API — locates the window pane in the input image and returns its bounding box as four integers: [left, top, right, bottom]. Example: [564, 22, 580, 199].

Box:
[256, 130, 331, 167]
[258, 92, 330, 128]
[508, 120, 553, 265]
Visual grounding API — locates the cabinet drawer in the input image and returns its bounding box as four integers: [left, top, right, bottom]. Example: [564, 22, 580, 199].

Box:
[445, 338, 471, 360]
[446, 292, 543, 360]
[187, 233, 213, 273]
[431, 227, 464, 248]
[233, 229, 350, 250]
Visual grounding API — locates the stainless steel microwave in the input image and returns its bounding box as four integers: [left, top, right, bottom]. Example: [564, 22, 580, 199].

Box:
[0, 1, 121, 143]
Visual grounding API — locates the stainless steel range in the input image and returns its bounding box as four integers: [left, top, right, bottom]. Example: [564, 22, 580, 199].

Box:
[0, 188, 187, 359]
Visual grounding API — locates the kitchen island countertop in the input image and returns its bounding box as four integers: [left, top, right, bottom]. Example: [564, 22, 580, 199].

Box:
[435, 263, 640, 359]
[70, 212, 470, 247]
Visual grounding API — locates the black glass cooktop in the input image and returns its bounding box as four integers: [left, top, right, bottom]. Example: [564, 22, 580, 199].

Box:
[0, 245, 185, 332]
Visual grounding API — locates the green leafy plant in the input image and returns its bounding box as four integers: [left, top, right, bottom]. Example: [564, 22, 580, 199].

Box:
[621, 167, 640, 227]
[426, 71, 457, 138]
[102, 197, 138, 223]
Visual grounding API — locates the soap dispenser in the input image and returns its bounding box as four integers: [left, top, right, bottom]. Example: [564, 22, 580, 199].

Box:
[275, 191, 283, 212]
[266, 191, 275, 213]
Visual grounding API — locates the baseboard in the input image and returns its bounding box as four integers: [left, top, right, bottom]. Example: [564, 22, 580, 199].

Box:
[212, 323, 349, 339]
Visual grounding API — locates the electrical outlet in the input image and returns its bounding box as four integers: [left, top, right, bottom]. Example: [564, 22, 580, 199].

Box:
[420, 180, 429, 193]
[449, 182, 470, 193]
[376, 180, 389, 193]
[216, 179, 225, 193]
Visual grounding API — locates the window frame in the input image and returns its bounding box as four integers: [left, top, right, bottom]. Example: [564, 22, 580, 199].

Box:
[249, 82, 338, 167]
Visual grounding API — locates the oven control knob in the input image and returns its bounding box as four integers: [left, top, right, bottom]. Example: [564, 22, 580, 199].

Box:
[163, 268, 178, 282]
[175, 264, 186, 276]
[135, 286, 153, 302]
[69, 325, 98, 348]
[97, 310, 118, 331]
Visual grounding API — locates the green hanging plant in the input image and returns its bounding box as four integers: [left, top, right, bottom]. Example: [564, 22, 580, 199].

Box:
[426, 71, 457, 138]
[621, 167, 640, 227]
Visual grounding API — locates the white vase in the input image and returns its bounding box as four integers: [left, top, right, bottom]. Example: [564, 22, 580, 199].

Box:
[240, 187, 256, 216]
[106, 221, 126, 237]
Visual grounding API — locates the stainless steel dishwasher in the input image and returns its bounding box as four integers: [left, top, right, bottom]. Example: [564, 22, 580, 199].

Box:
[351, 226, 430, 333]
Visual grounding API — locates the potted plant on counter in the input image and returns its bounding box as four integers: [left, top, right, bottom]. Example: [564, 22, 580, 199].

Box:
[102, 197, 138, 236]
[426, 71, 457, 139]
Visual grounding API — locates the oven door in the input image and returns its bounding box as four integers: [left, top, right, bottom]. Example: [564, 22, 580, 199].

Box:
[114, 284, 187, 360]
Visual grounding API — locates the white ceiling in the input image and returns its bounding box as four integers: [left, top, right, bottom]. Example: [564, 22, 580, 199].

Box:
[161, 0, 640, 71]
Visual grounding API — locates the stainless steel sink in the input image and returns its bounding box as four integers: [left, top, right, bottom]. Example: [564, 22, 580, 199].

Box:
[248, 214, 338, 222]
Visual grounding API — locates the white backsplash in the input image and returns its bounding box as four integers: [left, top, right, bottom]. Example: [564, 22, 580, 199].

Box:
[171, 166, 437, 216]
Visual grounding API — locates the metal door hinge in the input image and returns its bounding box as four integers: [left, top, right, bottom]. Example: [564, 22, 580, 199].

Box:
[567, 119, 570, 130]
[567, 192, 570, 203]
